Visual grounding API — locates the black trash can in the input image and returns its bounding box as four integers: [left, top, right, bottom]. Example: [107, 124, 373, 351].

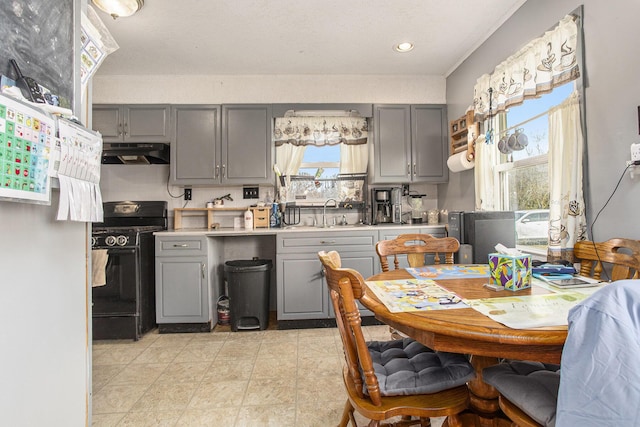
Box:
[224, 259, 272, 331]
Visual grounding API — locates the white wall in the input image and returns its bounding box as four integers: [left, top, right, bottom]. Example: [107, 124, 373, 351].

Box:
[443, 0, 640, 240]
[0, 197, 89, 426]
[93, 74, 445, 104]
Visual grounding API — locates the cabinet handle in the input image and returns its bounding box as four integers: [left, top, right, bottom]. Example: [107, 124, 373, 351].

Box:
[172, 244, 189, 247]
[123, 122, 128, 136]
[202, 263, 205, 279]
[221, 164, 226, 178]
[117, 123, 123, 137]
[215, 165, 220, 178]
[320, 240, 336, 244]
[412, 163, 416, 177]
[407, 163, 411, 177]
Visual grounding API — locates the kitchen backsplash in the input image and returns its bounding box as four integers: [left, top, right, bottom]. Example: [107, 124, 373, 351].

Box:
[99, 164, 438, 229]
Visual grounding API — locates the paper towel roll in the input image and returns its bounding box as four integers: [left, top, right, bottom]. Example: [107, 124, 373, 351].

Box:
[447, 151, 475, 172]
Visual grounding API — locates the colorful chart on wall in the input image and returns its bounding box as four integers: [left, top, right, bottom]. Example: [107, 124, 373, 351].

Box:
[406, 264, 490, 280]
[0, 94, 54, 204]
[366, 279, 468, 312]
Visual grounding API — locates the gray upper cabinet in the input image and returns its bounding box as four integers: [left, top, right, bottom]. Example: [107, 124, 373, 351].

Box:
[222, 104, 274, 185]
[92, 104, 171, 143]
[171, 104, 273, 186]
[372, 104, 448, 184]
[171, 105, 221, 185]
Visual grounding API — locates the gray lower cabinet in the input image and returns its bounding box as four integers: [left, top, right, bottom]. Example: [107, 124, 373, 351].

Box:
[372, 104, 448, 184]
[276, 231, 378, 320]
[377, 226, 447, 269]
[171, 104, 273, 186]
[92, 104, 171, 143]
[155, 236, 219, 329]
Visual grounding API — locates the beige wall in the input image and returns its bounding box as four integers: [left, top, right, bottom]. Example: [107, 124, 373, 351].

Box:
[93, 74, 446, 104]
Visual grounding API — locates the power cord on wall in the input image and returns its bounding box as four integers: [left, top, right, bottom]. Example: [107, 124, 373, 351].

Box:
[587, 163, 633, 282]
[165, 169, 185, 199]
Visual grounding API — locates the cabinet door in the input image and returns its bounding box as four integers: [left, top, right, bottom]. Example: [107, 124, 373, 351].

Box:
[336, 251, 376, 317]
[124, 105, 171, 143]
[171, 105, 221, 185]
[156, 256, 209, 323]
[221, 105, 274, 185]
[412, 105, 448, 183]
[373, 105, 411, 183]
[277, 254, 328, 320]
[92, 105, 123, 142]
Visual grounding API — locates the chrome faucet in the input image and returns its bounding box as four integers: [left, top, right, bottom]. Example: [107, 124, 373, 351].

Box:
[322, 198, 338, 227]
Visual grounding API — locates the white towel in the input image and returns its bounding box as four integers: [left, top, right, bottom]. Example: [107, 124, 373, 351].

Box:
[92, 249, 109, 287]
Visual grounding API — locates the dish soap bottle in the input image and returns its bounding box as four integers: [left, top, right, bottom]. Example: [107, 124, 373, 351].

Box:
[270, 202, 280, 228]
[244, 208, 254, 230]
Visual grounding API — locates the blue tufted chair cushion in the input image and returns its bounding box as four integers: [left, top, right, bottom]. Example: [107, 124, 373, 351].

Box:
[483, 360, 561, 427]
[366, 338, 475, 396]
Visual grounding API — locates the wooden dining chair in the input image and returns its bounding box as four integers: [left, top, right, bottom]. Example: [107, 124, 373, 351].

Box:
[573, 237, 640, 281]
[318, 250, 474, 427]
[375, 234, 460, 272]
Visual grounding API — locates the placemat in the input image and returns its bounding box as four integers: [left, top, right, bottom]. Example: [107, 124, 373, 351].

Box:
[406, 264, 490, 280]
[366, 278, 468, 312]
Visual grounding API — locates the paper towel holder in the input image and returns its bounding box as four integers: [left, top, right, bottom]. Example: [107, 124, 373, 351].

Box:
[449, 110, 478, 163]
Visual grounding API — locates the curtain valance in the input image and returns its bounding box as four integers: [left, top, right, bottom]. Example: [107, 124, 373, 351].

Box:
[273, 116, 368, 146]
[473, 15, 579, 118]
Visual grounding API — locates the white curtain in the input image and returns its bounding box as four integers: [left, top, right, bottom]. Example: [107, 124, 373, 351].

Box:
[340, 144, 368, 174]
[548, 90, 586, 260]
[273, 115, 369, 175]
[274, 143, 306, 177]
[474, 113, 504, 211]
[474, 15, 579, 118]
[273, 116, 368, 146]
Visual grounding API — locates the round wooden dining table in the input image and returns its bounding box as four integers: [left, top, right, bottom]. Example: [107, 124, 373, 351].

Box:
[362, 269, 568, 427]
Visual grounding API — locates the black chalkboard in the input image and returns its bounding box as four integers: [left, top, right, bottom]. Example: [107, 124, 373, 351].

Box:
[0, 0, 73, 105]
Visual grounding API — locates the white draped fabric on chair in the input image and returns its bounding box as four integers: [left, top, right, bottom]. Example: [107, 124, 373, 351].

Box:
[548, 90, 587, 260]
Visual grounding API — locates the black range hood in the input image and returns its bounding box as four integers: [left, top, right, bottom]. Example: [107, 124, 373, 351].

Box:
[102, 142, 170, 165]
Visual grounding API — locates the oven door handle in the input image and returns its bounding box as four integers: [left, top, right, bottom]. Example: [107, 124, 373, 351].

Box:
[99, 248, 137, 255]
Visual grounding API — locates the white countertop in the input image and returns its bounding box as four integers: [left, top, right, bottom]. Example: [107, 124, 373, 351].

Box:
[155, 223, 447, 237]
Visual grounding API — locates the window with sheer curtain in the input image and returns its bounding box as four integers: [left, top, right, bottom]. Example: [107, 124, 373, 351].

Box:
[473, 12, 586, 261]
[273, 116, 369, 179]
[273, 117, 369, 200]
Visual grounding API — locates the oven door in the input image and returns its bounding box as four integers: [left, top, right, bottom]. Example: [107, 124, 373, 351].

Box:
[92, 247, 140, 318]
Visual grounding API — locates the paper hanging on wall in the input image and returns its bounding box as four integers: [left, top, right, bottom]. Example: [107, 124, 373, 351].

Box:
[447, 151, 475, 172]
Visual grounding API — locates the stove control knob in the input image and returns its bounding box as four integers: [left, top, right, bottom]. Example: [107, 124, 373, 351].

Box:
[105, 235, 117, 246]
[116, 235, 129, 246]
[91, 237, 97, 247]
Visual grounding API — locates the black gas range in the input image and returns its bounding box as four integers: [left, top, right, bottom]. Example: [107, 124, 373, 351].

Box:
[91, 201, 167, 340]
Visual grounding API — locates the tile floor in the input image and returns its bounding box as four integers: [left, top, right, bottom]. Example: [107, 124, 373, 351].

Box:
[92, 324, 445, 427]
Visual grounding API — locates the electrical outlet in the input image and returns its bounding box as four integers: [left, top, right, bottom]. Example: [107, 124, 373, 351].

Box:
[184, 188, 192, 200]
[631, 143, 640, 162]
[243, 186, 259, 199]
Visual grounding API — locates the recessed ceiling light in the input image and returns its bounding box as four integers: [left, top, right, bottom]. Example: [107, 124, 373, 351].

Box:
[394, 42, 414, 53]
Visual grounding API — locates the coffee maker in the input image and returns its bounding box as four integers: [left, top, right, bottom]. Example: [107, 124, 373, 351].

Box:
[371, 188, 392, 224]
[391, 187, 403, 223]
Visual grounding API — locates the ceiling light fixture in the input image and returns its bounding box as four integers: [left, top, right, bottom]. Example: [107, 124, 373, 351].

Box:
[394, 42, 414, 53]
[91, 0, 144, 19]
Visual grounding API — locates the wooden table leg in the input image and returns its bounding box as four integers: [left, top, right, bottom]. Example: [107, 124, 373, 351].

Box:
[442, 355, 514, 427]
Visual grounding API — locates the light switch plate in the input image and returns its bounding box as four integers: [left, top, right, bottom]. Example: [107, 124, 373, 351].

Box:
[243, 186, 259, 199]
